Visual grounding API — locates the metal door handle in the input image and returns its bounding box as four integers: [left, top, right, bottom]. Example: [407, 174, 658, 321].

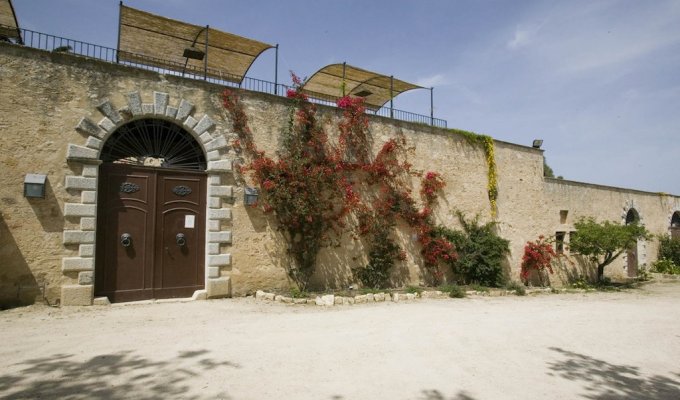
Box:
[121, 233, 132, 247]
[176, 233, 186, 246]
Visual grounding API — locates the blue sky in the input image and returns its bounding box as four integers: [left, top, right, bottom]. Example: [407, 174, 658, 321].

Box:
[12, 0, 680, 194]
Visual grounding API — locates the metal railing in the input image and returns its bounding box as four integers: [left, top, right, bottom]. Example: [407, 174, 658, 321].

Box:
[3, 26, 447, 128]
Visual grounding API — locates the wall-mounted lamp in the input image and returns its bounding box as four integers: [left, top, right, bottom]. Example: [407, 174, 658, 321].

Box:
[24, 173, 47, 198]
[532, 139, 543, 149]
[183, 45, 205, 61]
[244, 187, 259, 206]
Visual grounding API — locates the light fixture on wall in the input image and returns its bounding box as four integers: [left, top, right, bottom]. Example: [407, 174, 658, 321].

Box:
[183, 45, 205, 60]
[532, 139, 543, 149]
[24, 173, 47, 198]
[244, 187, 259, 206]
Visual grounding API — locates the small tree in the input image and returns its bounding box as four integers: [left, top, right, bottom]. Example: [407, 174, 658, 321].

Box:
[569, 217, 648, 282]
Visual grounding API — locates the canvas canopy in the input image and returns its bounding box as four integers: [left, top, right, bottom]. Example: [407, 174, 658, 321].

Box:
[0, 0, 21, 42]
[117, 4, 273, 83]
[302, 63, 422, 111]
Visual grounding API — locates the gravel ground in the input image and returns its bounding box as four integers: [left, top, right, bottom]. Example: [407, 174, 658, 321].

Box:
[1, 282, 679, 400]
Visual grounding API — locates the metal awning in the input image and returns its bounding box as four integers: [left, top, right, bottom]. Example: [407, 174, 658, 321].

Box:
[0, 0, 21, 43]
[302, 63, 422, 111]
[117, 4, 273, 83]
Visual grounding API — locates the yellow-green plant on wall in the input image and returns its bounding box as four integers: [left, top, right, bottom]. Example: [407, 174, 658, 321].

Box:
[448, 128, 499, 218]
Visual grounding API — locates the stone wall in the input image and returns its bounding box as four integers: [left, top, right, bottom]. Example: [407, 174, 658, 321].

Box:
[1, 43, 678, 306]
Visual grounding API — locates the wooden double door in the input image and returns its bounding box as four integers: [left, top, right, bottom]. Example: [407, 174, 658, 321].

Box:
[95, 164, 206, 302]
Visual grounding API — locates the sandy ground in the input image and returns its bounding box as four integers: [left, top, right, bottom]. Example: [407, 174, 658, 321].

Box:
[1, 282, 680, 400]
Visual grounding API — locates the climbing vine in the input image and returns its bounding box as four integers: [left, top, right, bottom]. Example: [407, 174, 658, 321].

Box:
[222, 75, 457, 289]
[449, 128, 499, 218]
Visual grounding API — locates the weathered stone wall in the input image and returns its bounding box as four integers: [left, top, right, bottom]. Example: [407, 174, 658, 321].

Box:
[543, 179, 680, 282]
[1, 43, 678, 306]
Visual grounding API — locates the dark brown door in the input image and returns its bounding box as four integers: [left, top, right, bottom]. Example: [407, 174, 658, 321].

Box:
[95, 164, 206, 302]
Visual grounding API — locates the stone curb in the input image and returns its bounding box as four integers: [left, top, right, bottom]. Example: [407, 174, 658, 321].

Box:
[250, 288, 560, 306]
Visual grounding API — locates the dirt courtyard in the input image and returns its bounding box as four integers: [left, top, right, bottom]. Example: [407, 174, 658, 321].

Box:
[1, 282, 679, 400]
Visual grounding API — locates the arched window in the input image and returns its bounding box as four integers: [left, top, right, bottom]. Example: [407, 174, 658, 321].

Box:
[671, 211, 680, 228]
[671, 211, 680, 239]
[625, 208, 640, 225]
[100, 118, 206, 170]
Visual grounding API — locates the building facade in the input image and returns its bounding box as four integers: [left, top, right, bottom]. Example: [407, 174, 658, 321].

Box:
[1, 43, 678, 307]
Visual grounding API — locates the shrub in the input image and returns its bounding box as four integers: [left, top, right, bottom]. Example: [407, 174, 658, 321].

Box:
[442, 284, 466, 298]
[289, 287, 309, 299]
[406, 286, 423, 295]
[521, 236, 556, 286]
[651, 258, 680, 275]
[434, 212, 510, 287]
[506, 281, 526, 296]
[658, 236, 680, 266]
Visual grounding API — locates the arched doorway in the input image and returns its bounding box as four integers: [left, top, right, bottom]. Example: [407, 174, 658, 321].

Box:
[671, 211, 680, 239]
[95, 118, 207, 302]
[625, 208, 640, 277]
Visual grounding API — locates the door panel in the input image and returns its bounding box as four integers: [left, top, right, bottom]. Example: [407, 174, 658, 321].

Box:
[95, 166, 156, 302]
[95, 165, 206, 302]
[154, 173, 206, 298]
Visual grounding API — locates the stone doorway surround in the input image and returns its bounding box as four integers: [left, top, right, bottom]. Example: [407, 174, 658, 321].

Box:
[61, 91, 233, 306]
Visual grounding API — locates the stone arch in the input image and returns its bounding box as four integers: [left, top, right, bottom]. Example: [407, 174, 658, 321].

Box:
[625, 208, 640, 225]
[622, 202, 643, 278]
[60, 91, 233, 305]
[671, 211, 680, 239]
[100, 118, 207, 170]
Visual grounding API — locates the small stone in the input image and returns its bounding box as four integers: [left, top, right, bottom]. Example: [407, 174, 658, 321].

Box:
[355, 295, 367, 304]
[366, 293, 374, 302]
[206, 277, 231, 299]
[392, 293, 400, 302]
[127, 91, 143, 115]
[191, 290, 207, 301]
[280, 296, 293, 304]
[93, 296, 111, 306]
[406, 293, 416, 300]
[346, 297, 355, 305]
[67, 144, 98, 160]
[321, 294, 335, 306]
[78, 271, 94, 285]
[334, 296, 345, 305]
[264, 292, 275, 301]
[255, 290, 266, 300]
[207, 160, 232, 172]
[307, 299, 317, 305]
[176, 99, 194, 121]
[154, 91, 169, 115]
[293, 298, 307, 305]
[76, 117, 104, 138]
[193, 115, 215, 135]
[274, 295, 283, 302]
[97, 100, 122, 124]
[61, 285, 93, 306]
[205, 137, 228, 152]
[184, 116, 198, 129]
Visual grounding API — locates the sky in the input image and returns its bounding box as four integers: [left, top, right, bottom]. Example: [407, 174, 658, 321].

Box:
[11, 0, 680, 194]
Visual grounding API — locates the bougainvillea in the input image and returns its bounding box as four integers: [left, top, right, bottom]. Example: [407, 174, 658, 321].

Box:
[520, 235, 556, 285]
[421, 171, 445, 205]
[222, 74, 457, 289]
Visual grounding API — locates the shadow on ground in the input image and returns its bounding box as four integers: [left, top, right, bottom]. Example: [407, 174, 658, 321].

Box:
[0, 349, 239, 399]
[330, 390, 476, 400]
[548, 347, 680, 399]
